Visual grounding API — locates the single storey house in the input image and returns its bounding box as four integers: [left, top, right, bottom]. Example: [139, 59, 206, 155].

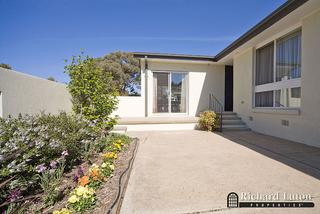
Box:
[113, 0, 320, 148]
[0, 0, 319, 148]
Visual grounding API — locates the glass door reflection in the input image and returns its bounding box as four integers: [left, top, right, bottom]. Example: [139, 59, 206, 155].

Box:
[171, 73, 186, 113]
[153, 72, 187, 113]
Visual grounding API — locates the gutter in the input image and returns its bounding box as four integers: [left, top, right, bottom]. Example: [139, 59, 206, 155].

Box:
[133, 52, 215, 62]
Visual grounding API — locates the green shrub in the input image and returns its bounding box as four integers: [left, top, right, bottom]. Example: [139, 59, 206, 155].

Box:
[65, 53, 119, 130]
[198, 111, 217, 131]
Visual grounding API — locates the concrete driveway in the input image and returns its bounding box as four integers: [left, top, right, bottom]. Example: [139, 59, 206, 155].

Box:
[120, 130, 320, 214]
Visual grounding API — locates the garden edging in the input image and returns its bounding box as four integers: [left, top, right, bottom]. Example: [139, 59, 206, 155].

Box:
[107, 137, 139, 214]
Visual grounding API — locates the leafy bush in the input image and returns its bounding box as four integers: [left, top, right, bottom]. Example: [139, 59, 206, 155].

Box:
[65, 53, 119, 130]
[0, 112, 100, 205]
[198, 111, 217, 131]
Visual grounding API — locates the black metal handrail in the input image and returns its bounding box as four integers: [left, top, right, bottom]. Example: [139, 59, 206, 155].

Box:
[209, 94, 223, 132]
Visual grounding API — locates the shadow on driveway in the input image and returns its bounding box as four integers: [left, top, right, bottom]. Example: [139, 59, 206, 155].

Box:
[218, 131, 320, 180]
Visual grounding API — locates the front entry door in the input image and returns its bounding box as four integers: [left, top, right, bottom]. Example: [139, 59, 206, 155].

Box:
[153, 72, 187, 113]
[225, 66, 233, 111]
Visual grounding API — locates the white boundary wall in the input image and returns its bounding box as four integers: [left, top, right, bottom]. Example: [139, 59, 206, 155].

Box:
[0, 68, 72, 117]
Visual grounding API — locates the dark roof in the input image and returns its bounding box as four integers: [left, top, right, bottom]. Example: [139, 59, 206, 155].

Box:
[133, 0, 309, 62]
[133, 52, 215, 62]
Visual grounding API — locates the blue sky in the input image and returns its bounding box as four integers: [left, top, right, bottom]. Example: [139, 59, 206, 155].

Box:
[0, 0, 285, 83]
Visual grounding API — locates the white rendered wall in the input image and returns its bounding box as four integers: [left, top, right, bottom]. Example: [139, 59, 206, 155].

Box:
[146, 60, 225, 117]
[112, 65, 146, 118]
[0, 68, 72, 117]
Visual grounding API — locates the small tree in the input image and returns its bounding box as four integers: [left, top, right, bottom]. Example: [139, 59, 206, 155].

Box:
[65, 53, 119, 130]
[47, 76, 56, 81]
[95, 52, 140, 96]
[0, 63, 12, 69]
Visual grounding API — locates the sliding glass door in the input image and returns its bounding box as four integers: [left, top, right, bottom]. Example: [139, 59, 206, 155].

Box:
[153, 72, 169, 113]
[153, 72, 187, 113]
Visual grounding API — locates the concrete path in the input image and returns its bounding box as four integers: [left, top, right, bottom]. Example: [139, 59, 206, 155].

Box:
[120, 130, 320, 214]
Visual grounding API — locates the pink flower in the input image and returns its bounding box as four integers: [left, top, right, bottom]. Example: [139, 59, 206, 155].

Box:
[50, 160, 57, 169]
[36, 164, 47, 173]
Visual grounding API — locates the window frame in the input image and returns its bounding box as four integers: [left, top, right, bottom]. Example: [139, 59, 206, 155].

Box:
[253, 28, 302, 109]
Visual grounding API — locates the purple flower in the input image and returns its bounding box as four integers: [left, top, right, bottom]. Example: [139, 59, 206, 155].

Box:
[77, 166, 84, 177]
[50, 160, 57, 169]
[61, 150, 69, 157]
[7, 189, 21, 202]
[36, 164, 47, 173]
[73, 175, 79, 182]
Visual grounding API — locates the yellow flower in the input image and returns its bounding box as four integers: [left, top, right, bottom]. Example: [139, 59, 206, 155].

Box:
[109, 164, 115, 170]
[103, 152, 117, 159]
[83, 187, 95, 198]
[68, 195, 79, 204]
[53, 211, 60, 214]
[113, 143, 122, 150]
[60, 208, 72, 214]
[101, 162, 107, 168]
[76, 186, 86, 196]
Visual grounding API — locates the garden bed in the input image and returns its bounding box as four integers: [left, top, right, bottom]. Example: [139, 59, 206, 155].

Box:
[0, 113, 137, 214]
[33, 138, 138, 214]
[91, 138, 137, 214]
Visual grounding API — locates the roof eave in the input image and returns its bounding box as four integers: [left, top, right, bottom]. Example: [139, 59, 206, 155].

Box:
[132, 52, 216, 62]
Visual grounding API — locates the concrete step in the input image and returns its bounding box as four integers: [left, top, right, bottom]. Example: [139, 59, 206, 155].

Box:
[111, 125, 127, 134]
[222, 119, 245, 125]
[222, 111, 237, 115]
[222, 124, 251, 131]
[220, 115, 241, 120]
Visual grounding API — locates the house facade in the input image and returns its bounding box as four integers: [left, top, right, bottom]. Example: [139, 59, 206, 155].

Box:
[114, 0, 320, 148]
[1, 0, 319, 148]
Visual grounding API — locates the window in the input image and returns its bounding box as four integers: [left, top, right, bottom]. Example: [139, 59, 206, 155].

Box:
[255, 91, 273, 107]
[276, 31, 301, 81]
[275, 87, 301, 108]
[254, 29, 301, 108]
[256, 42, 274, 85]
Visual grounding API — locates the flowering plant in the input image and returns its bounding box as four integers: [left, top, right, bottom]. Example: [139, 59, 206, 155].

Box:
[0, 112, 100, 205]
[100, 162, 114, 178]
[37, 151, 67, 205]
[78, 176, 90, 187]
[53, 208, 73, 214]
[88, 164, 107, 189]
[102, 152, 117, 159]
[68, 186, 96, 212]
